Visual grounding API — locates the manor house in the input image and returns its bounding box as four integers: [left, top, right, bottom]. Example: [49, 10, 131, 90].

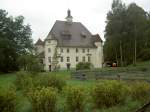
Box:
[35, 9, 103, 71]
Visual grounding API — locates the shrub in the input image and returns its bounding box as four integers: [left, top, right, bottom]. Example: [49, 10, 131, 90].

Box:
[28, 87, 57, 112]
[64, 86, 86, 112]
[18, 54, 44, 74]
[140, 67, 148, 72]
[0, 87, 17, 112]
[76, 62, 92, 70]
[15, 71, 33, 93]
[130, 81, 150, 101]
[91, 80, 128, 108]
[35, 74, 66, 91]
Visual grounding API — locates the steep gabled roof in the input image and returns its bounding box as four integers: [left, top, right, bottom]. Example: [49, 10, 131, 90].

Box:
[92, 34, 103, 42]
[45, 20, 102, 48]
[35, 38, 44, 46]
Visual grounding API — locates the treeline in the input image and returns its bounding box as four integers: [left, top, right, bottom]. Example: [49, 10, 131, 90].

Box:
[0, 9, 34, 73]
[104, 0, 150, 66]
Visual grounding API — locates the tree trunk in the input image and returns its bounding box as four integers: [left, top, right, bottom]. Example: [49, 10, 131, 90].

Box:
[133, 25, 137, 66]
[115, 48, 119, 66]
[120, 41, 123, 67]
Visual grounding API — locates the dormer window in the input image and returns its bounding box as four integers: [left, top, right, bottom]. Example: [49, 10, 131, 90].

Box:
[81, 31, 86, 38]
[61, 30, 71, 40]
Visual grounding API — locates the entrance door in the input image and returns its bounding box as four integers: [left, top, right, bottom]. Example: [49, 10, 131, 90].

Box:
[49, 65, 51, 71]
[66, 63, 70, 70]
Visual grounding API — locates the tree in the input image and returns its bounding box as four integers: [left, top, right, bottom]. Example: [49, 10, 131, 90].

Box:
[104, 0, 126, 66]
[0, 9, 33, 72]
[104, 1, 149, 66]
[17, 54, 43, 73]
[51, 47, 60, 71]
[126, 3, 147, 65]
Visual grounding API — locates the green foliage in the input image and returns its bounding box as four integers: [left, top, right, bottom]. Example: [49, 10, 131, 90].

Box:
[91, 80, 129, 108]
[76, 62, 92, 70]
[130, 81, 150, 101]
[0, 9, 33, 73]
[28, 87, 57, 112]
[15, 72, 66, 93]
[138, 48, 150, 61]
[51, 48, 60, 71]
[0, 87, 17, 112]
[18, 54, 43, 74]
[104, 0, 150, 66]
[4, 70, 150, 111]
[64, 86, 86, 112]
[35, 74, 66, 91]
[15, 71, 33, 94]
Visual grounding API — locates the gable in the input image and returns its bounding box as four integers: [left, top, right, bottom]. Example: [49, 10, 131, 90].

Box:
[45, 20, 101, 48]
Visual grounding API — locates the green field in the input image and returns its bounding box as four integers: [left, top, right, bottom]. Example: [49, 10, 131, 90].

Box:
[0, 61, 150, 112]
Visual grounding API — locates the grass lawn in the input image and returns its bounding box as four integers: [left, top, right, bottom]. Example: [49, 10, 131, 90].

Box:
[0, 73, 16, 88]
[0, 61, 150, 112]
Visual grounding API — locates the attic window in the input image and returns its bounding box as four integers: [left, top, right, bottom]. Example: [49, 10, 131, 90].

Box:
[81, 31, 86, 38]
[61, 30, 71, 40]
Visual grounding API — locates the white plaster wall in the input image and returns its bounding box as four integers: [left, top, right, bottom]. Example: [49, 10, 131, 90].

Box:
[43, 40, 103, 71]
[94, 42, 103, 68]
[44, 39, 57, 70]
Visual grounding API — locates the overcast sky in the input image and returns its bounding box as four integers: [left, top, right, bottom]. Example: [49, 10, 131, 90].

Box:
[0, 0, 150, 42]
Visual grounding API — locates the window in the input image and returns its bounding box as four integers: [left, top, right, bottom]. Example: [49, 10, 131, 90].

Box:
[61, 48, 63, 53]
[88, 56, 91, 62]
[67, 48, 69, 53]
[48, 40, 51, 43]
[82, 49, 85, 53]
[48, 48, 51, 53]
[76, 57, 79, 62]
[67, 57, 70, 62]
[76, 48, 78, 53]
[82, 56, 85, 62]
[48, 57, 51, 63]
[61, 57, 63, 62]
[87, 49, 90, 52]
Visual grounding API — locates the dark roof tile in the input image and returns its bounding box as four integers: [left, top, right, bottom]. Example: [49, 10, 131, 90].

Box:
[35, 38, 44, 46]
[45, 20, 102, 48]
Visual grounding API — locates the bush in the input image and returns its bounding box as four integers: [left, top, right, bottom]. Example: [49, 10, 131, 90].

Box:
[35, 74, 66, 91]
[130, 81, 150, 101]
[18, 54, 44, 74]
[140, 67, 148, 72]
[76, 62, 92, 70]
[64, 86, 86, 112]
[28, 87, 57, 112]
[91, 80, 128, 108]
[0, 87, 17, 112]
[15, 71, 33, 93]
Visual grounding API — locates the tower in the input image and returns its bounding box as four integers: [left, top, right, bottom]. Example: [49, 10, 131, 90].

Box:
[65, 9, 73, 22]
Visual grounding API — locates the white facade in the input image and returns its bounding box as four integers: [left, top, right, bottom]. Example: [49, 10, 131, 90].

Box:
[35, 38, 103, 71]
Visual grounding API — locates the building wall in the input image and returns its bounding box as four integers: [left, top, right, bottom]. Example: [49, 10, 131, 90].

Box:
[35, 45, 44, 54]
[44, 39, 57, 71]
[44, 39, 103, 71]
